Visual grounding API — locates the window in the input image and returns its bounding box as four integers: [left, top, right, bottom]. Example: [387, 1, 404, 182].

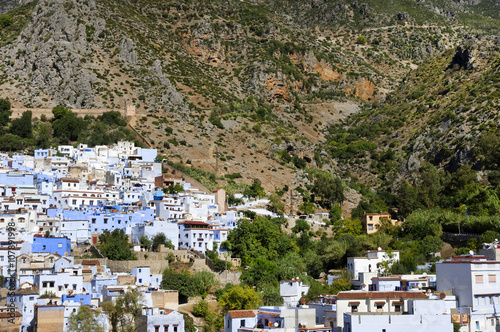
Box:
[489, 275, 497, 283]
[394, 305, 402, 312]
[72, 200, 77, 205]
[58, 243, 63, 248]
[164, 326, 169, 332]
[154, 326, 160, 332]
[351, 305, 358, 313]
[476, 275, 484, 284]
[241, 319, 246, 327]
[368, 224, 373, 230]
[92, 219, 96, 224]
[104, 219, 108, 224]
[173, 326, 177, 332]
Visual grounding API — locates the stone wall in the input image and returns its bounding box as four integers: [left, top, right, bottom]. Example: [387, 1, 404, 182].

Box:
[75, 257, 170, 274]
[10, 104, 136, 120]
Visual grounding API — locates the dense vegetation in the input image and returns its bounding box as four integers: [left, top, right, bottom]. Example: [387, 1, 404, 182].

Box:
[0, 99, 142, 151]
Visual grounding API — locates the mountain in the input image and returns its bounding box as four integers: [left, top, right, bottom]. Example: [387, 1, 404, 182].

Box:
[0, 0, 499, 207]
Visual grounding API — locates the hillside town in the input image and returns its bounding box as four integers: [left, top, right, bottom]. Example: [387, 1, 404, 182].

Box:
[0, 141, 498, 332]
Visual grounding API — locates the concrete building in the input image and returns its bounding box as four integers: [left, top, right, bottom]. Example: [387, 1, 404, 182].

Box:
[32, 235, 71, 256]
[280, 279, 310, 307]
[343, 296, 453, 332]
[224, 310, 257, 332]
[436, 255, 500, 332]
[347, 249, 400, 290]
[178, 220, 213, 253]
[335, 291, 430, 331]
[137, 308, 185, 332]
[362, 213, 400, 234]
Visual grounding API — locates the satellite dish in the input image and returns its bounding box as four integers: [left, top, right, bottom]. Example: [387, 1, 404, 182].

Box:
[274, 322, 279, 327]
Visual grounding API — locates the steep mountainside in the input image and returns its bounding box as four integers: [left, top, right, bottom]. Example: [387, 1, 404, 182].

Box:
[0, 0, 499, 199]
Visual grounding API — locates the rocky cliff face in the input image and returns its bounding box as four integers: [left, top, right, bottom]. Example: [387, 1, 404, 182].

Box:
[3, 0, 101, 106]
[0, 0, 499, 193]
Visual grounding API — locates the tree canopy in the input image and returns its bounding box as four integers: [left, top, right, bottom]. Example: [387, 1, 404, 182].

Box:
[99, 229, 136, 261]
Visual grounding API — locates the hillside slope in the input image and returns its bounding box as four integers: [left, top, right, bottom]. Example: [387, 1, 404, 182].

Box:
[0, 0, 499, 198]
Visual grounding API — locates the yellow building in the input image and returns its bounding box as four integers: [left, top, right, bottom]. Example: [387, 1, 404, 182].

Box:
[362, 212, 398, 234]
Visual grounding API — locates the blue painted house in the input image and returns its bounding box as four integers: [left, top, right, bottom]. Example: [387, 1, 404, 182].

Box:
[32, 235, 71, 256]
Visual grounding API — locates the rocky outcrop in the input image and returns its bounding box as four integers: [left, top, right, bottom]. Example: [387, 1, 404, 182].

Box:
[181, 21, 225, 66]
[119, 38, 138, 66]
[451, 39, 478, 69]
[2, 0, 100, 107]
[149, 60, 185, 109]
[0, 0, 28, 14]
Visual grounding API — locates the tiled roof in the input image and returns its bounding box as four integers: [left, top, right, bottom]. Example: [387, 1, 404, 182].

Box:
[229, 310, 256, 318]
[258, 311, 281, 316]
[0, 311, 21, 318]
[336, 291, 428, 300]
[81, 260, 101, 266]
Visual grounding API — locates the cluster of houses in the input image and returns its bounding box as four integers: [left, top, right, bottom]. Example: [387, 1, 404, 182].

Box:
[226, 242, 500, 332]
[0, 141, 244, 331]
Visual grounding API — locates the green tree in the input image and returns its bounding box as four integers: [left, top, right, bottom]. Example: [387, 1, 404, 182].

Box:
[191, 271, 218, 297]
[298, 202, 316, 215]
[160, 269, 195, 303]
[102, 288, 143, 332]
[35, 123, 52, 149]
[395, 180, 419, 217]
[218, 285, 261, 312]
[418, 162, 444, 208]
[192, 299, 209, 317]
[98, 111, 127, 127]
[312, 173, 345, 208]
[139, 236, 152, 251]
[260, 284, 283, 306]
[241, 257, 280, 287]
[292, 219, 310, 234]
[9, 110, 33, 138]
[51, 105, 87, 142]
[152, 233, 174, 251]
[0, 98, 12, 127]
[67, 305, 105, 332]
[0, 14, 13, 28]
[356, 36, 367, 44]
[480, 230, 500, 244]
[329, 270, 352, 294]
[99, 229, 136, 261]
[419, 235, 443, 257]
[268, 194, 285, 216]
[329, 204, 342, 224]
[227, 216, 295, 266]
[378, 249, 397, 276]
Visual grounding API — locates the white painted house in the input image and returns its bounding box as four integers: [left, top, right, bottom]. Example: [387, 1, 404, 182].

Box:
[347, 248, 399, 290]
[280, 278, 310, 307]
